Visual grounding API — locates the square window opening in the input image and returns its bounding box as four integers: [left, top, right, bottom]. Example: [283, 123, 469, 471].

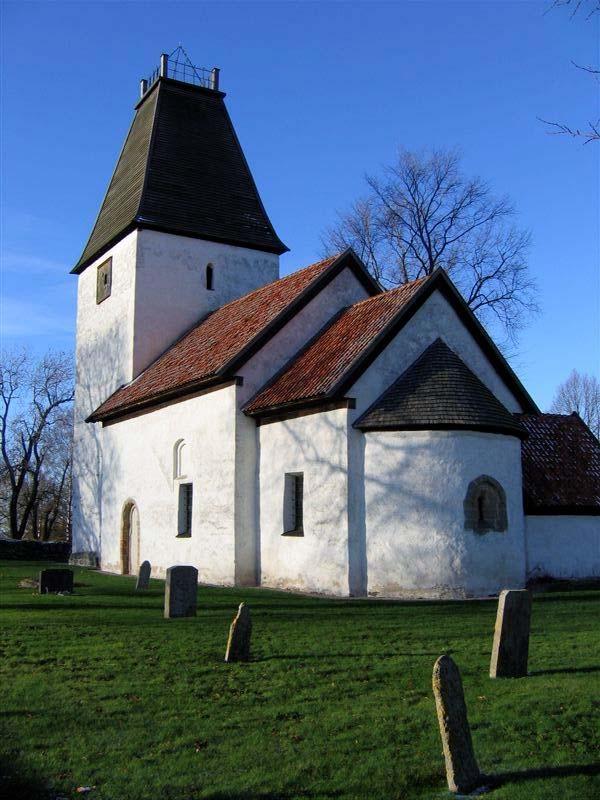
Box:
[96, 257, 112, 304]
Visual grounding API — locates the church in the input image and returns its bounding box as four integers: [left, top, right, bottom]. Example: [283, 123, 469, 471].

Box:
[71, 53, 600, 597]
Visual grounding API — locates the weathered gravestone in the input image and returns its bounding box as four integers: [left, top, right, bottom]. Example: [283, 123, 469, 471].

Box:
[164, 565, 197, 618]
[136, 560, 151, 591]
[432, 655, 481, 794]
[225, 603, 252, 662]
[490, 589, 531, 678]
[39, 569, 74, 595]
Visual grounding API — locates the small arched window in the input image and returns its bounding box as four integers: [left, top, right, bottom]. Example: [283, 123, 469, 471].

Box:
[206, 263, 214, 291]
[464, 475, 507, 533]
[173, 439, 188, 480]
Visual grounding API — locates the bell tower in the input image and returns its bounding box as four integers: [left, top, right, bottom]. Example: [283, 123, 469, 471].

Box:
[71, 49, 287, 558]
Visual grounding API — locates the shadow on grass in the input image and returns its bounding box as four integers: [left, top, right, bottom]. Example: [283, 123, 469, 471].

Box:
[0, 753, 51, 800]
[529, 665, 600, 676]
[484, 762, 600, 788]
[1, 602, 162, 612]
[203, 792, 344, 799]
[259, 651, 442, 661]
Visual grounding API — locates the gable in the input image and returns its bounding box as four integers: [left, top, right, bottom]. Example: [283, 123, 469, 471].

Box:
[244, 269, 538, 421]
[348, 286, 528, 418]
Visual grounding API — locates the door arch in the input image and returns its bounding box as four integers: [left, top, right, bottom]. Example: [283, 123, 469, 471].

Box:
[121, 500, 140, 575]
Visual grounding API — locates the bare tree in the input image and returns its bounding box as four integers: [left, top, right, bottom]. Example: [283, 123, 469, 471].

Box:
[541, 0, 600, 143]
[0, 349, 74, 540]
[322, 148, 537, 343]
[550, 369, 600, 437]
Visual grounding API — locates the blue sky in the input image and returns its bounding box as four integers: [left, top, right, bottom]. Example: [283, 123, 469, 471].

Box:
[1, 0, 598, 410]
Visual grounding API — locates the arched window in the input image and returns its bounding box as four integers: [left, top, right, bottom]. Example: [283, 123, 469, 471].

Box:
[464, 475, 507, 533]
[206, 263, 214, 291]
[173, 439, 188, 480]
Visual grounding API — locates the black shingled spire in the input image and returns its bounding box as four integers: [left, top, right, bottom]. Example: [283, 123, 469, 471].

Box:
[73, 69, 287, 273]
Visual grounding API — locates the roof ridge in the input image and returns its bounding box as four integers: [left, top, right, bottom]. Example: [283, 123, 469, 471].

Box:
[348, 275, 427, 308]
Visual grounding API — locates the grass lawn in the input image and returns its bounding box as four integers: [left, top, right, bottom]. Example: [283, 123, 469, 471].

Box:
[0, 561, 598, 800]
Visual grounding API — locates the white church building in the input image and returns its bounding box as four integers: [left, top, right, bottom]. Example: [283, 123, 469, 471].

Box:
[71, 54, 600, 597]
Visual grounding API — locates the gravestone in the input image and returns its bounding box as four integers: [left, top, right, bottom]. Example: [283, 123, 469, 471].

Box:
[225, 603, 252, 662]
[164, 565, 197, 618]
[432, 655, 481, 794]
[490, 589, 531, 678]
[136, 560, 151, 591]
[39, 569, 74, 595]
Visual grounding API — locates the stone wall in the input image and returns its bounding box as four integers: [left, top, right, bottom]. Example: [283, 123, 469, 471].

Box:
[0, 539, 71, 562]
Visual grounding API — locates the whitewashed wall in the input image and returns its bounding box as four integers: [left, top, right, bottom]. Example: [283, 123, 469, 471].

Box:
[72, 231, 139, 555]
[233, 265, 370, 586]
[258, 407, 350, 595]
[343, 286, 528, 597]
[72, 227, 279, 556]
[134, 230, 280, 378]
[525, 516, 600, 580]
[98, 384, 238, 583]
[363, 430, 526, 597]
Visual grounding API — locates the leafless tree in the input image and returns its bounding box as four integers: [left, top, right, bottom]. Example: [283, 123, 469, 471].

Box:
[550, 369, 600, 438]
[322, 148, 537, 344]
[540, 0, 600, 143]
[0, 348, 74, 540]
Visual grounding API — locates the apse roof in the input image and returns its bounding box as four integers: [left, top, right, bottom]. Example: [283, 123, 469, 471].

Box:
[354, 338, 527, 438]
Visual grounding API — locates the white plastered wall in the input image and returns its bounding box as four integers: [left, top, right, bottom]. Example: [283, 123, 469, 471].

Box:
[72, 231, 139, 555]
[258, 407, 351, 596]
[233, 265, 370, 587]
[362, 430, 526, 597]
[72, 228, 279, 555]
[98, 384, 238, 583]
[525, 516, 600, 580]
[345, 286, 527, 597]
[134, 229, 280, 378]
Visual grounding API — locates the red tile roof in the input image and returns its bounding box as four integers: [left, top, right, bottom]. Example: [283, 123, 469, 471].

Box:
[244, 278, 427, 414]
[90, 253, 359, 421]
[519, 413, 600, 513]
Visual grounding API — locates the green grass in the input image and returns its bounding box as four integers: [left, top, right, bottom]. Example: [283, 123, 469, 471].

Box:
[0, 561, 598, 800]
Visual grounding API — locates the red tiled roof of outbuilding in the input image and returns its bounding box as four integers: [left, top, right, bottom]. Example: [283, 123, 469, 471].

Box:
[89, 251, 380, 422]
[243, 278, 426, 414]
[519, 413, 600, 514]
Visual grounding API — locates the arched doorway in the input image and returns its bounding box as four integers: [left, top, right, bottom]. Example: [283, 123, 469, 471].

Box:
[121, 500, 140, 575]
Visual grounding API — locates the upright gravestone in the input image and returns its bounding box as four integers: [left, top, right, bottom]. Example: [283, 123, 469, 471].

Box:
[164, 565, 198, 618]
[136, 560, 151, 591]
[432, 655, 481, 794]
[490, 589, 532, 678]
[225, 603, 252, 662]
[39, 569, 74, 595]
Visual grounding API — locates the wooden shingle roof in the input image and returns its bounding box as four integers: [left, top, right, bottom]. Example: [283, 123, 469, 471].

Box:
[519, 413, 600, 514]
[244, 269, 538, 419]
[354, 338, 527, 437]
[243, 280, 426, 416]
[73, 77, 287, 273]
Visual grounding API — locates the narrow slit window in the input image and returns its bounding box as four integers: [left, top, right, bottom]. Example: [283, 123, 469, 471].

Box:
[283, 473, 304, 536]
[177, 483, 193, 537]
[206, 263, 214, 291]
